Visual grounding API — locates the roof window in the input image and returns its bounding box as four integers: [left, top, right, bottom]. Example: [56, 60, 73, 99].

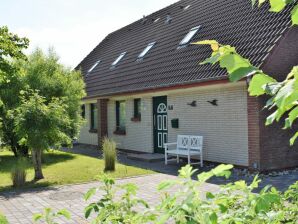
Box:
[88, 60, 101, 73]
[178, 26, 201, 48]
[165, 14, 172, 24]
[137, 42, 156, 61]
[111, 52, 126, 68]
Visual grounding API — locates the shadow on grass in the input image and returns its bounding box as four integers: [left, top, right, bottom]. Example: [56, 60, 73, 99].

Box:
[0, 151, 75, 173]
[0, 180, 59, 199]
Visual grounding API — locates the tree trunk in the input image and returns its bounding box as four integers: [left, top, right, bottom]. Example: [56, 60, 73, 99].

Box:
[32, 149, 44, 180]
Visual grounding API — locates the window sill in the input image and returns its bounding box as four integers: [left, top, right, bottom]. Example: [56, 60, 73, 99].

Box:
[89, 129, 98, 133]
[131, 117, 141, 122]
[113, 130, 126, 135]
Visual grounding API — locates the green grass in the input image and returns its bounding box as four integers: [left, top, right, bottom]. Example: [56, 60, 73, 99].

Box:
[0, 150, 155, 191]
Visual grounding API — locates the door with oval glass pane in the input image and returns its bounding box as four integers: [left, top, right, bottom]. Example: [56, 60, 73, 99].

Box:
[153, 96, 168, 153]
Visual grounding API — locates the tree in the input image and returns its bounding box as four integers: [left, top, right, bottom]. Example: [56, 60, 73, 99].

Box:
[14, 49, 85, 180]
[0, 26, 30, 156]
[194, 0, 298, 145]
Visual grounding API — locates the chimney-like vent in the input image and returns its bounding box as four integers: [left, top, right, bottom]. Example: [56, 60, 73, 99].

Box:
[165, 14, 172, 24]
[141, 15, 147, 24]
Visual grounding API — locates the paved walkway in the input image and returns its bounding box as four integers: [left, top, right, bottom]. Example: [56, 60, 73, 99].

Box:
[0, 174, 219, 224]
[62, 145, 298, 192]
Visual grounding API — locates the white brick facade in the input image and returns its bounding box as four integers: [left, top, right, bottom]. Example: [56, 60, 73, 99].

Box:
[78, 103, 98, 146]
[79, 82, 249, 166]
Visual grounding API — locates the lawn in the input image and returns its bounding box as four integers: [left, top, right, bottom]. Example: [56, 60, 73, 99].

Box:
[0, 150, 155, 191]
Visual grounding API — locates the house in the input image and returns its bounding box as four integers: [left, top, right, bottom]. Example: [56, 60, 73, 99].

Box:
[75, 0, 298, 171]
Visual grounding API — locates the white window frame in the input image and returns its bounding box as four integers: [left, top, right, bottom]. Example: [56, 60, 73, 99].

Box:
[88, 60, 101, 73]
[111, 52, 126, 67]
[179, 26, 201, 47]
[137, 42, 156, 60]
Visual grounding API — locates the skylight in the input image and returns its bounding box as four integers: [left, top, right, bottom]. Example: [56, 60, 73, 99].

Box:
[111, 52, 126, 67]
[88, 60, 101, 73]
[179, 26, 201, 47]
[137, 42, 156, 60]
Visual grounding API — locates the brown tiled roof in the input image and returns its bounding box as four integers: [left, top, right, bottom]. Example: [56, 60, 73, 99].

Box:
[76, 0, 293, 98]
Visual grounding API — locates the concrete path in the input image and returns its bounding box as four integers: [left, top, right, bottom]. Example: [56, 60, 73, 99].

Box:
[62, 145, 298, 192]
[0, 173, 219, 224]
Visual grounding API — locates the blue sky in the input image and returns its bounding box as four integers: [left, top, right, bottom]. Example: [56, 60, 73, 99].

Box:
[1, 0, 178, 67]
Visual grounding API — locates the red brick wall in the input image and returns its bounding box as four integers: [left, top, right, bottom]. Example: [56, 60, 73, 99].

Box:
[256, 26, 298, 171]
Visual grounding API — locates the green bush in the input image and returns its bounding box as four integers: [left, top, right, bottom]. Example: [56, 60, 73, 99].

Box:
[102, 138, 117, 172]
[34, 165, 298, 224]
[0, 212, 8, 224]
[11, 157, 27, 187]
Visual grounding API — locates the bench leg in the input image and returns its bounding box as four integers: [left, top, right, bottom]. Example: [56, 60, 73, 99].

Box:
[165, 152, 168, 165]
[177, 155, 179, 163]
[188, 154, 190, 165]
[200, 153, 203, 167]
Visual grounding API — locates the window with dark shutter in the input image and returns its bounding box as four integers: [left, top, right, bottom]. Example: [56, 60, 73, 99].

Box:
[81, 104, 85, 119]
[90, 103, 98, 131]
[133, 98, 141, 120]
[115, 101, 126, 133]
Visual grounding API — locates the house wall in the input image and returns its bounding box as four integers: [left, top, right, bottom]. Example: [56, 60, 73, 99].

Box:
[106, 82, 249, 166]
[257, 26, 298, 171]
[107, 96, 154, 153]
[167, 83, 248, 166]
[78, 103, 98, 146]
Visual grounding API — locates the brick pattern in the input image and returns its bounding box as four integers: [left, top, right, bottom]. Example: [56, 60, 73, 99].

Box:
[1, 174, 220, 224]
[257, 27, 298, 171]
[167, 83, 249, 166]
[247, 94, 261, 171]
[107, 83, 249, 166]
[108, 96, 154, 153]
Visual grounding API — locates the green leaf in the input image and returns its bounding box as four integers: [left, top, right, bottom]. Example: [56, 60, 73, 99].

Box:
[209, 212, 218, 224]
[269, 0, 287, 12]
[33, 214, 43, 222]
[57, 209, 71, 220]
[192, 40, 219, 45]
[248, 73, 277, 96]
[284, 106, 298, 128]
[206, 192, 215, 199]
[219, 54, 250, 73]
[200, 52, 220, 65]
[229, 66, 258, 82]
[84, 187, 97, 201]
[266, 111, 278, 125]
[158, 180, 176, 190]
[290, 132, 298, 145]
[291, 4, 298, 25]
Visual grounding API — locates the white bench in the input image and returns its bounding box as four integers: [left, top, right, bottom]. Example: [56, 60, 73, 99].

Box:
[164, 135, 203, 167]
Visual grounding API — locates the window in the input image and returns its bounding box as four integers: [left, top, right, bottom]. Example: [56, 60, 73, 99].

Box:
[81, 104, 85, 119]
[116, 101, 126, 132]
[90, 103, 98, 131]
[133, 99, 141, 120]
[137, 42, 155, 60]
[88, 60, 101, 73]
[111, 52, 126, 68]
[178, 26, 201, 47]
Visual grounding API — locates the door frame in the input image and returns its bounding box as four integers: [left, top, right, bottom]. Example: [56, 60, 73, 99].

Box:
[153, 96, 168, 154]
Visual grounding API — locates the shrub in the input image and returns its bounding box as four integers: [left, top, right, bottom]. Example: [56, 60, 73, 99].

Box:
[102, 138, 117, 172]
[0, 212, 8, 224]
[33, 208, 70, 224]
[34, 165, 298, 224]
[11, 157, 27, 187]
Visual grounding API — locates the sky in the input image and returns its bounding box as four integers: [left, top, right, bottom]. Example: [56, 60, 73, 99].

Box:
[0, 0, 178, 68]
